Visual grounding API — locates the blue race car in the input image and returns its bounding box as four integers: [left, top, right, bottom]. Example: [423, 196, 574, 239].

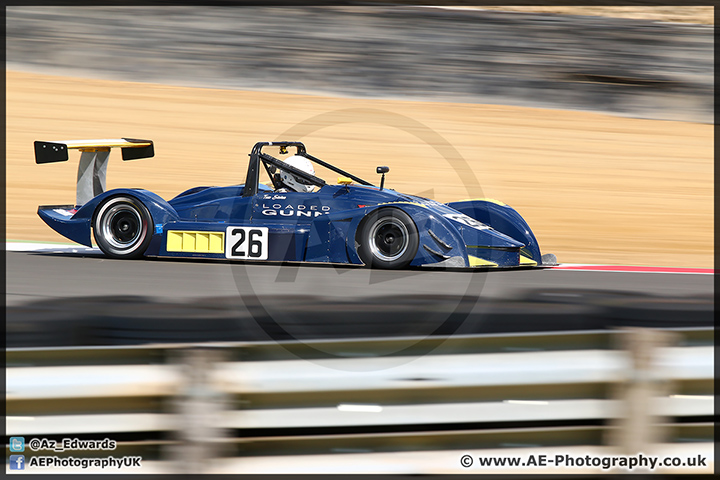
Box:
[35, 139, 556, 269]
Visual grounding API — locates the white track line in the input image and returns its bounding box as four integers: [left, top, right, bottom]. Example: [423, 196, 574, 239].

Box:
[5, 243, 713, 275]
[5, 242, 101, 254]
[551, 264, 713, 275]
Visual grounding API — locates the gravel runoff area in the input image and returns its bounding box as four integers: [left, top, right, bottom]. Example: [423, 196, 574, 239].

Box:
[6, 5, 713, 122]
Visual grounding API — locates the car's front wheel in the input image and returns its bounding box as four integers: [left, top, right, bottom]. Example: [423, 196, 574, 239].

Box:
[93, 196, 152, 259]
[357, 208, 419, 269]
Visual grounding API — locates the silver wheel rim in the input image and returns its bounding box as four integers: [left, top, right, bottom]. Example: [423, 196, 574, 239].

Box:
[100, 203, 145, 251]
[368, 216, 409, 262]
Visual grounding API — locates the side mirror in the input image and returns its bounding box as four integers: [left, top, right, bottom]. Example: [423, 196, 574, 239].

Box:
[376, 166, 389, 190]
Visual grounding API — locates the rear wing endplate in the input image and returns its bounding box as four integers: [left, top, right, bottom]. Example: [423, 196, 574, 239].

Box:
[34, 138, 154, 206]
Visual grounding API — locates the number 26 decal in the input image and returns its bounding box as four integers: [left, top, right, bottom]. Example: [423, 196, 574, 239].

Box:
[225, 227, 269, 260]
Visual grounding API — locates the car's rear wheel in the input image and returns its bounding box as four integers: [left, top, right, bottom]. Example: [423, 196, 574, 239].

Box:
[93, 196, 152, 259]
[357, 208, 419, 269]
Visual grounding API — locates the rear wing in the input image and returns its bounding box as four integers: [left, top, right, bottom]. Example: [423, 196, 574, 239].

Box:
[34, 138, 154, 206]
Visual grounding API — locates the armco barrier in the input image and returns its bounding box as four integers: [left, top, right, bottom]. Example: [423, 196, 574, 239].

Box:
[6, 291, 714, 347]
[5, 328, 713, 474]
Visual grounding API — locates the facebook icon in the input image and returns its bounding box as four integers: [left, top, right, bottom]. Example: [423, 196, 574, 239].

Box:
[9, 455, 25, 470]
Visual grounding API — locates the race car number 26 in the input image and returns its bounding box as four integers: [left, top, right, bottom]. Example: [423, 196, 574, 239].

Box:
[225, 227, 269, 260]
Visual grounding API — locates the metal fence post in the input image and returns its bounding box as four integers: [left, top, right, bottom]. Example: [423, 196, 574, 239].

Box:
[165, 347, 231, 474]
[606, 328, 677, 458]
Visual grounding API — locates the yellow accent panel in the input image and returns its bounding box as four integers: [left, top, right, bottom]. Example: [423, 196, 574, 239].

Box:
[338, 176, 353, 185]
[167, 231, 183, 251]
[468, 255, 498, 267]
[55, 139, 153, 149]
[182, 232, 195, 251]
[196, 232, 208, 252]
[520, 255, 538, 266]
[167, 231, 224, 253]
[78, 147, 111, 153]
[456, 198, 507, 206]
[209, 233, 223, 252]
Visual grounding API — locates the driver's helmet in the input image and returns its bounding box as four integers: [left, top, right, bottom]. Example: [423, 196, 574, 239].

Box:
[278, 155, 316, 193]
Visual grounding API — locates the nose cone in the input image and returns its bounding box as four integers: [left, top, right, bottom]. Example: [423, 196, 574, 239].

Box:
[454, 223, 525, 249]
[446, 218, 525, 267]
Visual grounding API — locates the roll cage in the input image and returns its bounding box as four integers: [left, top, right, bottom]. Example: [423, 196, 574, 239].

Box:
[242, 141, 375, 197]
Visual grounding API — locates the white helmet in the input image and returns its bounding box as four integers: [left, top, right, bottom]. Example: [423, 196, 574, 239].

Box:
[279, 155, 316, 193]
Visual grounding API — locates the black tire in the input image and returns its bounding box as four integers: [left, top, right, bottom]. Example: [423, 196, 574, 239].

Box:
[357, 208, 419, 269]
[93, 196, 152, 259]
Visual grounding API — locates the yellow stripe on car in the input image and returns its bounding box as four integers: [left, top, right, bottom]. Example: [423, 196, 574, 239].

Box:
[53, 139, 153, 149]
[167, 231, 224, 253]
[468, 255, 498, 267]
[519, 255, 538, 266]
[455, 198, 507, 206]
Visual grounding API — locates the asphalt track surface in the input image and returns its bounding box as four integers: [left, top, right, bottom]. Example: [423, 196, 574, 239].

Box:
[7, 250, 713, 347]
[7, 251, 712, 305]
[4, 6, 714, 346]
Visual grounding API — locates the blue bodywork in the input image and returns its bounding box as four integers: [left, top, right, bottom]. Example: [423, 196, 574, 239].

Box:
[37, 141, 549, 268]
